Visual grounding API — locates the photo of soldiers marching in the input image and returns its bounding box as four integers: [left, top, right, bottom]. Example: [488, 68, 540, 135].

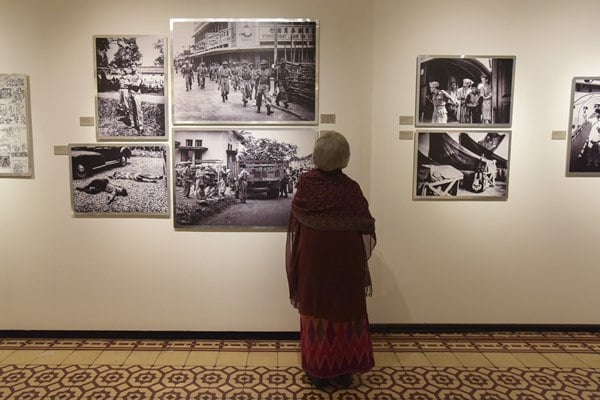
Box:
[173, 128, 315, 229]
[171, 19, 318, 124]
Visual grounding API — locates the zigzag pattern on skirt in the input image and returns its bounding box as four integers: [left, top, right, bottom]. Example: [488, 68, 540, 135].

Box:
[300, 314, 375, 378]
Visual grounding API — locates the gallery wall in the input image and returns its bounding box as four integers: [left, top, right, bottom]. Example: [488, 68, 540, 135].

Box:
[1, 0, 598, 331]
[0, 0, 374, 331]
[368, 0, 600, 324]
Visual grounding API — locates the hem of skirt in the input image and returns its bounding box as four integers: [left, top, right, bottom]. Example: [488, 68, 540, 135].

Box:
[302, 361, 375, 380]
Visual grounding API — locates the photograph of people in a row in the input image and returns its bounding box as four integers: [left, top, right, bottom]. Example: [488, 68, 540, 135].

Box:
[416, 56, 515, 128]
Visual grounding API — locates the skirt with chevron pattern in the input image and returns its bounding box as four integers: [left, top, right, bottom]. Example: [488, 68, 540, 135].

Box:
[300, 314, 375, 379]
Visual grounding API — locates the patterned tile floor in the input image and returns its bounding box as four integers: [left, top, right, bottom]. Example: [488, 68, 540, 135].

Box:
[0, 332, 599, 399]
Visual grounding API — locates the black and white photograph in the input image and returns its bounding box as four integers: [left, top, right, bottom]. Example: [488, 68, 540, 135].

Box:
[416, 56, 515, 128]
[94, 35, 167, 140]
[414, 131, 511, 200]
[173, 127, 316, 229]
[567, 77, 600, 175]
[170, 19, 318, 125]
[0, 73, 33, 177]
[70, 144, 169, 216]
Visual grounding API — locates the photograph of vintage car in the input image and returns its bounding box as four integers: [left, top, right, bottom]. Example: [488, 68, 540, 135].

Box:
[414, 131, 511, 200]
[173, 127, 316, 229]
[69, 144, 169, 216]
[170, 19, 318, 125]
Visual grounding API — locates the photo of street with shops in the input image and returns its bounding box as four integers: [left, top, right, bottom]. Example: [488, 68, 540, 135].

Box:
[170, 19, 318, 124]
[173, 128, 315, 229]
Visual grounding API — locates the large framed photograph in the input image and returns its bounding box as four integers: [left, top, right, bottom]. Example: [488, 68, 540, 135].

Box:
[94, 35, 167, 140]
[170, 19, 318, 125]
[566, 77, 600, 175]
[69, 144, 169, 217]
[414, 131, 511, 200]
[0, 73, 33, 177]
[416, 56, 515, 128]
[173, 127, 316, 229]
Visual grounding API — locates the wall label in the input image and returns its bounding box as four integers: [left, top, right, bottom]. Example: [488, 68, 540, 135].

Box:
[53, 145, 69, 155]
[551, 130, 566, 140]
[399, 131, 414, 140]
[399, 115, 414, 125]
[79, 116, 95, 126]
[320, 114, 336, 124]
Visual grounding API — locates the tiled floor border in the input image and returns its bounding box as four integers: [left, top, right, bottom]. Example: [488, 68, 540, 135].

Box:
[1, 332, 600, 353]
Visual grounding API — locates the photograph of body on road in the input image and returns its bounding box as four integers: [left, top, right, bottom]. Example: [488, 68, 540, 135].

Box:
[70, 145, 169, 216]
[173, 127, 316, 229]
[94, 35, 167, 139]
[171, 19, 318, 125]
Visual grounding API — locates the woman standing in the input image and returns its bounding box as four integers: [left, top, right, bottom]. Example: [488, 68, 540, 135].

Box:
[479, 75, 493, 124]
[286, 131, 376, 389]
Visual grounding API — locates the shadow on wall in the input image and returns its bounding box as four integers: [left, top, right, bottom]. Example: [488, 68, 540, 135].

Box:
[368, 250, 410, 322]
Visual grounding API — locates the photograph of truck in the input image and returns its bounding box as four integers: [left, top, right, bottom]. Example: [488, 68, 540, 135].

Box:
[173, 127, 315, 229]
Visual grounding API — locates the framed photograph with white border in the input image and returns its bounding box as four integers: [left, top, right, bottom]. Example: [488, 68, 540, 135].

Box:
[414, 130, 511, 200]
[415, 55, 515, 128]
[0, 73, 33, 177]
[69, 144, 169, 217]
[173, 127, 316, 229]
[170, 18, 318, 125]
[94, 35, 167, 140]
[566, 77, 600, 175]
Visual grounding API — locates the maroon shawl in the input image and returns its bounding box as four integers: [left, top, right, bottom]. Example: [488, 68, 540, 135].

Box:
[286, 169, 376, 321]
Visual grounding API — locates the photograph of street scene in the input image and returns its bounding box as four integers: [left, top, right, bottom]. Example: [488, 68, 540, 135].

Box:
[171, 19, 318, 124]
[94, 35, 166, 139]
[173, 128, 316, 229]
[416, 56, 514, 128]
[567, 78, 600, 175]
[415, 131, 511, 200]
[70, 145, 169, 216]
[0, 73, 32, 177]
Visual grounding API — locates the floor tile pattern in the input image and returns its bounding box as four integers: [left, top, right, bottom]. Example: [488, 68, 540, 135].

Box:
[0, 332, 599, 399]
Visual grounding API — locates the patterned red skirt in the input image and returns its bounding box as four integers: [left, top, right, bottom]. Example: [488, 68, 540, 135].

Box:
[300, 314, 375, 379]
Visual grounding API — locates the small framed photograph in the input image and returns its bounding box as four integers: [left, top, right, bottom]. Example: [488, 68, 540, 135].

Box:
[173, 127, 316, 229]
[414, 131, 511, 200]
[170, 18, 318, 125]
[567, 77, 600, 175]
[0, 73, 33, 177]
[69, 144, 169, 216]
[415, 55, 515, 128]
[94, 35, 167, 140]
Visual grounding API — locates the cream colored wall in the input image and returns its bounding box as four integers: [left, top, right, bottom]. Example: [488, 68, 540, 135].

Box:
[0, 0, 373, 330]
[2, 0, 597, 331]
[368, 0, 600, 324]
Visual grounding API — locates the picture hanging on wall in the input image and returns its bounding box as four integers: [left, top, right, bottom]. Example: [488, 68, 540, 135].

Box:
[415, 55, 515, 128]
[0, 73, 33, 177]
[69, 144, 169, 217]
[94, 35, 167, 140]
[567, 77, 600, 175]
[170, 18, 318, 125]
[173, 127, 316, 229]
[414, 131, 511, 200]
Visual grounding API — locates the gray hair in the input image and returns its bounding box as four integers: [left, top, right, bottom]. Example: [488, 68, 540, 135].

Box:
[312, 131, 350, 171]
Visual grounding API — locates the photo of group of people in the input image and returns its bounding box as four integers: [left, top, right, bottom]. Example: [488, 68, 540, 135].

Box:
[416, 56, 515, 128]
[567, 78, 600, 175]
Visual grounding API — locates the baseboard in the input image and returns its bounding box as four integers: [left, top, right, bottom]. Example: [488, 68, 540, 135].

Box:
[1, 324, 599, 340]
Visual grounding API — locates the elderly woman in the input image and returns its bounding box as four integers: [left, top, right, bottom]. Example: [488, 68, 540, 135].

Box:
[286, 131, 376, 389]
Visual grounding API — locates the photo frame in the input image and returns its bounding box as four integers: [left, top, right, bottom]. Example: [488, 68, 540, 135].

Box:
[170, 18, 318, 125]
[69, 144, 169, 217]
[566, 77, 600, 175]
[415, 55, 515, 128]
[414, 131, 511, 200]
[94, 35, 167, 140]
[0, 73, 33, 177]
[173, 127, 316, 229]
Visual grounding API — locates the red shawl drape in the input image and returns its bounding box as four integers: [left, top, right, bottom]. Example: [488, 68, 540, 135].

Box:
[286, 169, 376, 322]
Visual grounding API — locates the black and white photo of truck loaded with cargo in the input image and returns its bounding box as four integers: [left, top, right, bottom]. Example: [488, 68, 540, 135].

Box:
[173, 128, 315, 229]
